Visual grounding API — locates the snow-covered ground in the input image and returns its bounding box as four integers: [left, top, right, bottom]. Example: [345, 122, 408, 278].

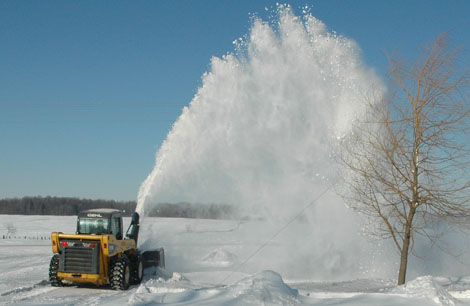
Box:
[1, 214, 470, 305]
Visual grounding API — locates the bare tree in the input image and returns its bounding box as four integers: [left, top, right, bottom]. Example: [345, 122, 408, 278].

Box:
[338, 33, 470, 285]
[5, 223, 17, 237]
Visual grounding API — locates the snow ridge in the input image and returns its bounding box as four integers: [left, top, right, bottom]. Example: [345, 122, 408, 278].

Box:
[391, 276, 458, 306]
[128, 270, 298, 306]
[228, 270, 299, 305]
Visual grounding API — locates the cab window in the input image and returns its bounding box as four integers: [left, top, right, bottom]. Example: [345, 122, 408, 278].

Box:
[78, 218, 110, 235]
[111, 217, 122, 239]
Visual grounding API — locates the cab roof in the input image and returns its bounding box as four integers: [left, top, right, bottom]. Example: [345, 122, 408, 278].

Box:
[78, 208, 122, 219]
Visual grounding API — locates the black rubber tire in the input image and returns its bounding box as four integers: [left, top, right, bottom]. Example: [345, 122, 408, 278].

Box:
[130, 254, 144, 285]
[49, 254, 63, 287]
[110, 256, 130, 290]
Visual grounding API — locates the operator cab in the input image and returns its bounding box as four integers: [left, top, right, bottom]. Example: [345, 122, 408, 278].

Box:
[77, 209, 123, 239]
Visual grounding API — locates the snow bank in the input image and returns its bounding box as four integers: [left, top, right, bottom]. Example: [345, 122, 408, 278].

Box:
[391, 276, 458, 306]
[128, 271, 197, 305]
[227, 270, 299, 305]
[128, 270, 298, 305]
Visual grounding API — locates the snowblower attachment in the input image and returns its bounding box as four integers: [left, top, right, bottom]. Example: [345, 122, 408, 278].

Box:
[126, 212, 165, 269]
[142, 248, 165, 268]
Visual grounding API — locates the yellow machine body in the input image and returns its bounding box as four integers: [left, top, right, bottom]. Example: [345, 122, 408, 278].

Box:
[51, 232, 136, 286]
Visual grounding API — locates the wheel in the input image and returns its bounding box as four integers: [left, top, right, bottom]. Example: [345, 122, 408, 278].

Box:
[49, 254, 63, 287]
[110, 256, 130, 290]
[130, 254, 144, 285]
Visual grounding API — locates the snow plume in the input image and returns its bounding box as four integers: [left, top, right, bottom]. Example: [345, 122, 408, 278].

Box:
[137, 5, 388, 280]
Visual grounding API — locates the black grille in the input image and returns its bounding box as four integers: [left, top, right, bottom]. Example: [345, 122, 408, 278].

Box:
[64, 247, 93, 273]
[59, 243, 100, 274]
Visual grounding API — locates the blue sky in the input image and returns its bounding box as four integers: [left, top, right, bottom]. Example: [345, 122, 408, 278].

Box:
[1, 0, 469, 201]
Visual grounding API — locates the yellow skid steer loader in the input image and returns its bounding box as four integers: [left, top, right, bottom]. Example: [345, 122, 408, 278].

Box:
[49, 209, 164, 290]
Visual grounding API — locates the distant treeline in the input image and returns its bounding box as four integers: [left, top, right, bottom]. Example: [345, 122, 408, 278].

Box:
[0, 197, 136, 216]
[0, 197, 237, 219]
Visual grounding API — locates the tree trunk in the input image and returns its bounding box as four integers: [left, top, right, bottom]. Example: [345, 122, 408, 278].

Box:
[397, 210, 415, 285]
[397, 234, 410, 285]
